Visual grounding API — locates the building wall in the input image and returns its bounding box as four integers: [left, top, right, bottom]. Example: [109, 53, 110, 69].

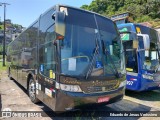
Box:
[156, 28, 160, 33]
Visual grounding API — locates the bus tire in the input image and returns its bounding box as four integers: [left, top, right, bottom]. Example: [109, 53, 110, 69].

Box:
[28, 77, 40, 103]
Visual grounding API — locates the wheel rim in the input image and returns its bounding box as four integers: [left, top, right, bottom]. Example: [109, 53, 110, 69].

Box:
[29, 79, 36, 99]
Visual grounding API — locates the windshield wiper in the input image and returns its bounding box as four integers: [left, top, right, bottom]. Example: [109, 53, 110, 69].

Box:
[105, 50, 120, 78]
[102, 40, 120, 78]
[85, 35, 99, 79]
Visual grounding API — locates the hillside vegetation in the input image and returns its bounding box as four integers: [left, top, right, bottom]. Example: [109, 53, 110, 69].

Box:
[81, 0, 160, 27]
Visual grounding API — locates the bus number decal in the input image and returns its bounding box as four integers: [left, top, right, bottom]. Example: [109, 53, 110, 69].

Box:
[127, 81, 134, 86]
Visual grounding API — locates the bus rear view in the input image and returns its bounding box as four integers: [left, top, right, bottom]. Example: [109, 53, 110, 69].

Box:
[7, 5, 126, 111]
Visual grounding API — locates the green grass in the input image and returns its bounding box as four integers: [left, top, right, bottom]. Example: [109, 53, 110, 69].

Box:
[0, 61, 9, 73]
[0, 55, 2, 59]
[0, 25, 4, 30]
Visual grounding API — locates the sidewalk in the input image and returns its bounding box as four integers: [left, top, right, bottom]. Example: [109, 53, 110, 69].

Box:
[0, 71, 51, 120]
[0, 94, 2, 111]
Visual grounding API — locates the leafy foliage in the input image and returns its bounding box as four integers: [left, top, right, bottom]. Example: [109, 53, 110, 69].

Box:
[81, 0, 160, 23]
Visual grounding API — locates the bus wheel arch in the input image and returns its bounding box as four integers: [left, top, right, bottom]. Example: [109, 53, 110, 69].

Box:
[27, 73, 39, 103]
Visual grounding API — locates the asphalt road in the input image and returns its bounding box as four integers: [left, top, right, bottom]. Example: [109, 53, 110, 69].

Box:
[0, 71, 160, 120]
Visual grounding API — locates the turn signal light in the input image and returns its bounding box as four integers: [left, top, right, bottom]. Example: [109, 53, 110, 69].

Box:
[56, 35, 64, 40]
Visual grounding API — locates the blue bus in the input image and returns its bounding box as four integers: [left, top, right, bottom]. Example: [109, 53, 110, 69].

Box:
[118, 23, 160, 91]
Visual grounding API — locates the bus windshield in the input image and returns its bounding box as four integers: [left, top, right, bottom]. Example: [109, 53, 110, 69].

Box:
[139, 38, 159, 72]
[134, 25, 160, 73]
[60, 7, 125, 77]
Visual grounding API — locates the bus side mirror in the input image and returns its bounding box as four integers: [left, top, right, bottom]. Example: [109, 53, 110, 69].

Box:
[52, 11, 66, 40]
[138, 34, 150, 50]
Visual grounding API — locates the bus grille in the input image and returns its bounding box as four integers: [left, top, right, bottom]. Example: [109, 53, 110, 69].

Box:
[86, 84, 118, 93]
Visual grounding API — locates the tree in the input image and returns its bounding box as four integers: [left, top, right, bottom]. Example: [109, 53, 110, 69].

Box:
[81, 0, 160, 23]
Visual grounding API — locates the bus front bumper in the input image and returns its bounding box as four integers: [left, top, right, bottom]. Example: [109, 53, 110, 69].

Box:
[55, 87, 125, 111]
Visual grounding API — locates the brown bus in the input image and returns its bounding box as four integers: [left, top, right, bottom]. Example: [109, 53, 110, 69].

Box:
[7, 4, 126, 111]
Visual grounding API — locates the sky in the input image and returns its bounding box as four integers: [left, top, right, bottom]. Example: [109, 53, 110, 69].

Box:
[0, 0, 92, 27]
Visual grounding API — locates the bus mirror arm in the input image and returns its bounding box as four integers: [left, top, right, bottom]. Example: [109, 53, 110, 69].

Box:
[137, 34, 150, 50]
[53, 11, 66, 38]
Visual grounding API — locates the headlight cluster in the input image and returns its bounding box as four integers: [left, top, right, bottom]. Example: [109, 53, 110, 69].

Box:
[142, 74, 154, 80]
[56, 82, 82, 92]
[119, 80, 126, 88]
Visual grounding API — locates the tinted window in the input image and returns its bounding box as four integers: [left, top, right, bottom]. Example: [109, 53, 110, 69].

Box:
[64, 7, 117, 34]
[39, 9, 55, 44]
[135, 25, 158, 43]
[95, 14, 117, 34]
[39, 24, 56, 78]
[65, 7, 96, 29]
[25, 22, 38, 48]
[142, 43, 159, 71]
[118, 26, 132, 32]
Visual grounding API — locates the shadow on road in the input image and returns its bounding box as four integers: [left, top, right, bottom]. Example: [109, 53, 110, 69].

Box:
[11, 77, 153, 119]
[36, 98, 152, 119]
[125, 90, 160, 101]
[12, 79, 28, 95]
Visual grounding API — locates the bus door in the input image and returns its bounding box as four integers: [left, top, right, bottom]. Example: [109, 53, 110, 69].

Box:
[37, 17, 57, 109]
[120, 31, 139, 90]
[123, 41, 139, 89]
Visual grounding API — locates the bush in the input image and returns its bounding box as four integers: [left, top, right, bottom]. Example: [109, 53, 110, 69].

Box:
[0, 55, 2, 59]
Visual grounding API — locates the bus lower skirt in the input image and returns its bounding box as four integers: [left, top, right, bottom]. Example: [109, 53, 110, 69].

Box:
[54, 87, 124, 111]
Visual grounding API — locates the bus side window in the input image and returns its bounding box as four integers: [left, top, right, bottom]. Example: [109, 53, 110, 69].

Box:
[144, 56, 151, 70]
[39, 24, 56, 78]
[39, 9, 56, 78]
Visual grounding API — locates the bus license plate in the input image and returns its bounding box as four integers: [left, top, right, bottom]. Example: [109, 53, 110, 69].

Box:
[98, 96, 110, 103]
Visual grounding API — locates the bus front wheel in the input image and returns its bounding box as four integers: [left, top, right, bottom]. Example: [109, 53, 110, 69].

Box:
[28, 78, 39, 103]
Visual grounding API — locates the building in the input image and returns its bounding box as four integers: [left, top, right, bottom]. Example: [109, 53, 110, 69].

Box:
[111, 12, 134, 25]
[155, 26, 160, 42]
[155, 26, 160, 33]
[139, 22, 152, 28]
[5, 19, 11, 24]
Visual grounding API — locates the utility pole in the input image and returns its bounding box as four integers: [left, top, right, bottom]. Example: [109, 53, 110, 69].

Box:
[0, 2, 10, 66]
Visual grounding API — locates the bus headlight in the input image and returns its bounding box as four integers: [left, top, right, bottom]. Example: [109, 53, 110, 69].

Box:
[56, 82, 82, 92]
[119, 81, 126, 88]
[142, 74, 153, 80]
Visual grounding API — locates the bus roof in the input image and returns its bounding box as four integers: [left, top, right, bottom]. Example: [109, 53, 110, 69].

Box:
[117, 23, 155, 31]
[56, 4, 112, 22]
[117, 23, 134, 28]
[117, 23, 159, 43]
[38, 4, 112, 24]
[13, 4, 115, 45]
